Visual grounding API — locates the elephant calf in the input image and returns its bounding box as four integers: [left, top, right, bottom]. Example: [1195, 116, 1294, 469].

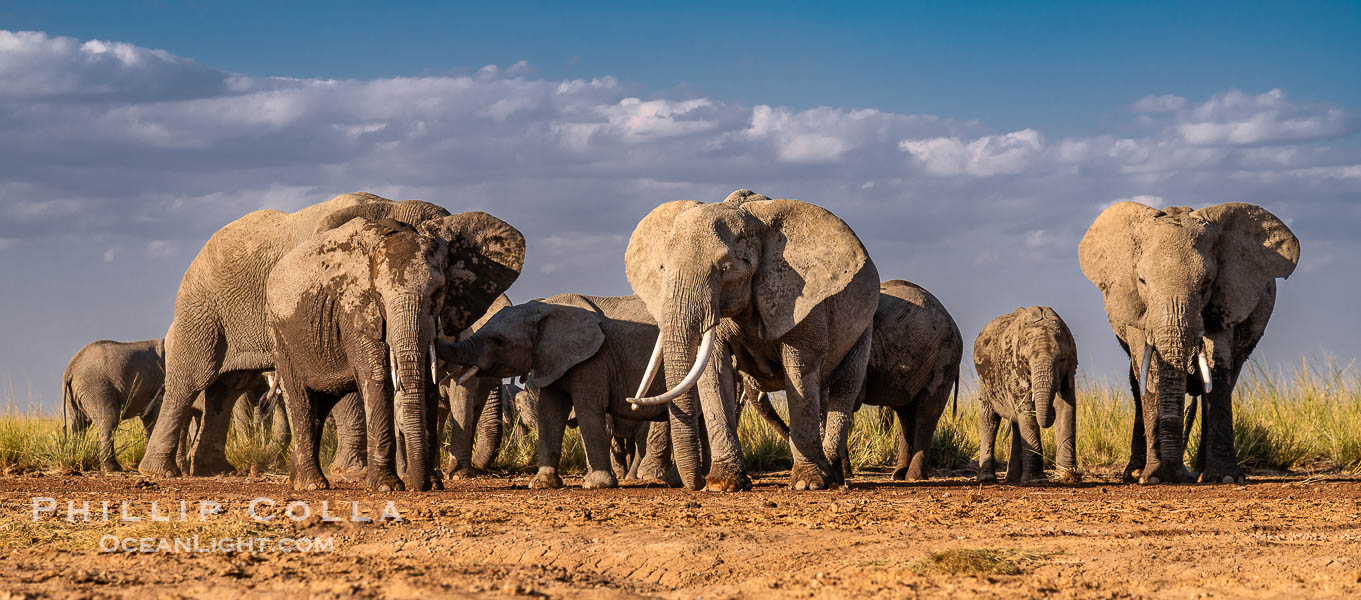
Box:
[439, 294, 671, 490]
[62, 339, 166, 471]
[974, 306, 1079, 484]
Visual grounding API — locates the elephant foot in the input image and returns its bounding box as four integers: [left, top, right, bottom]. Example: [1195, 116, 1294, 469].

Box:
[977, 471, 997, 484]
[101, 460, 123, 473]
[529, 470, 564, 490]
[892, 465, 926, 481]
[402, 475, 433, 492]
[328, 457, 367, 482]
[292, 472, 331, 491]
[1052, 468, 1083, 484]
[789, 462, 830, 491]
[430, 469, 445, 491]
[636, 459, 679, 486]
[582, 470, 619, 490]
[1140, 462, 1197, 484]
[704, 469, 752, 492]
[366, 471, 406, 492]
[189, 454, 236, 477]
[447, 467, 481, 480]
[1018, 470, 1047, 484]
[138, 453, 182, 478]
[1199, 465, 1247, 484]
[1121, 461, 1144, 483]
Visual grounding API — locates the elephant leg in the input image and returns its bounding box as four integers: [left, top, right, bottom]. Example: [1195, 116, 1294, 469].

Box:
[530, 386, 572, 490]
[1005, 423, 1024, 483]
[609, 434, 629, 480]
[1053, 378, 1081, 483]
[890, 405, 913, 480]
[188, 380, 242, 476]
[1200, 357, 1246, 483]
[1014, 413, 1045, 483]
[572, 389, 618, 490]
[445, 382, 478, 479]
[326, 392, 367, 481]
[354, 378, 401, 492]
[636, 419, 680, 486]
[625, 428, 644, 480]
[1124, 363, 1148, 483]
[823, 327, 871, 485]
[281, 380, 328, 491]
[784, 346, 833, 491]
[471, 380, 503, 471]
[699, 350, 750, 492]
[86, 389, 122, 472]
[977, 398, 1000, 483]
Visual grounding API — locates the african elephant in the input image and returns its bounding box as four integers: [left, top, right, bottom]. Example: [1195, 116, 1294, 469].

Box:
[1079, 202, 1299, 484]
[140, 193, 460, 478]
[61, 339, 165, 471]
[624, 189, 879, 491]
[860, 280, 963, 481]
[439, 294, 673, 489]
[267, 215, 524, 492]
[439, 294, 513, 478]
[974, 307, 1079, 483]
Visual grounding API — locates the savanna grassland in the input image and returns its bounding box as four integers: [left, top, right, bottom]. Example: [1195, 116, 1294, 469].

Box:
[3, 358, 1361, 598]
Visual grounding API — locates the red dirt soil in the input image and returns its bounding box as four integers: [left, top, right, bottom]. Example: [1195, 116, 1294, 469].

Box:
[3, 470, 1361, 598]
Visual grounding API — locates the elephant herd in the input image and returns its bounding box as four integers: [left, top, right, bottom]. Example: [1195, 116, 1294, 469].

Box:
[59, 190, 1299, 491]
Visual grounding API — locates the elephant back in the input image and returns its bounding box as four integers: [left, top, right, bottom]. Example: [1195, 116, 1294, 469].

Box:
[869, 280, 962, 396]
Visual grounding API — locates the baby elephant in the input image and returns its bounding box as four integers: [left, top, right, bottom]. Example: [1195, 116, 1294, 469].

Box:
[974, 306, 1079, 483]
[62, 339, 165, 471]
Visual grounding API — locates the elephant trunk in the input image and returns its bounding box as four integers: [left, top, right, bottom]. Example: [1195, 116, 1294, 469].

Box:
[1029, 357, 1057, 429]
[388, 294, 433, 491]
[1149, 297, 1198, 476]
[655, 277, 717, 491]
[471, 383, 504, 470]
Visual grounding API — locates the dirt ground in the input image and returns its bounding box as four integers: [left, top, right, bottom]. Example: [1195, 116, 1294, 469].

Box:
[2, 469, 1361, 599]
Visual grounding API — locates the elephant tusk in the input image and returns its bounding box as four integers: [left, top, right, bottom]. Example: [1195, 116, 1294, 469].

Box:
[1198, 348, 1213, 394]
[389, 347, 401, 391]
[456, 365, 480, 385]
[1138, 343, 1152, 397]
[629, 327, 714, 407]
[631, 334, 665, 410]
[429, 340, 439, 384]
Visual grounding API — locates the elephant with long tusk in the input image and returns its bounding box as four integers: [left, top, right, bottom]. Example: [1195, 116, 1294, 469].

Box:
[1080, 201, 1299, 484]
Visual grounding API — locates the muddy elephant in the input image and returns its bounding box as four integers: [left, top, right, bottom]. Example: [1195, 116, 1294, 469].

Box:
[439, 294, 513, 478]
[440, 294, 673, 489]
[624, 189, 879, 491]
[267, 215, 524, 492]
[974, 306, 1079, 484]
[140, 193, 470, 478]
[61, 339, 165, 471]
[1080, 202, 1299, 484]
[860, 280, 962, 481]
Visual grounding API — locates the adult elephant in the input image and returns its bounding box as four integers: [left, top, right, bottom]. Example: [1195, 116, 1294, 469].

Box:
[439, 294, 672, 489]
[625, 190, 879, 491]
[1079, 202, 1299, 483]
[62, 339, 165, 471]
[440, 294, 513, 479]
[267, 216, 523, 491]
[139, 193, 510, 478]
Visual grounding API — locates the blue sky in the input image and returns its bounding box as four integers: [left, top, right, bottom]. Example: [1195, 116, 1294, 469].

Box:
[1, 2, 1359, 408]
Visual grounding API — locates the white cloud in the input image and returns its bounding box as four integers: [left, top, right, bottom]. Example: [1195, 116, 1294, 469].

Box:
[899, 129, 1045, 176]
[1132, 94, 1187, 113]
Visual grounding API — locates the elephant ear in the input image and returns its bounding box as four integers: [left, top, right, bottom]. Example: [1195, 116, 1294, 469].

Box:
[315, 198, 451, 234]
[421, 212, 526, 335]
[1195, 202, 1300, 325]
[526, 303, 606, 388]
[1078, 201, 1164, 332]
[457, 294, 513, 342]
[742, 198, 871, 340]
[624, 200, 704, 319]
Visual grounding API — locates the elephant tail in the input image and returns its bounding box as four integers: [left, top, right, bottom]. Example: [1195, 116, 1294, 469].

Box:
[61, 370, 75, 438]
[950, 373, 960, 421]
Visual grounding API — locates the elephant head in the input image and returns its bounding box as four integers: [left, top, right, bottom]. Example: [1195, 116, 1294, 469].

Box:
[1079, 201, 1298, 481]
[441, 300, 607, 389]
[1007, 306, 1072, 429]
[622, 189, 872, 489]
[418, 212, 527, 339]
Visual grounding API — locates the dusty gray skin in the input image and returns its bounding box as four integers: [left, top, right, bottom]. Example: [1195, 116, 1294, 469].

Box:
[624, 190, 878, 492]
[860, 280, 963, 481]
[266, 215, 524, 492]
[440, 294, 674, 490]
[140, 193, 461, 478]
[437, 295, 513, 478]
[62, 339, 166, 471]
[974, 307, 1079, 484]
[1080, 202, 1299, 484]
